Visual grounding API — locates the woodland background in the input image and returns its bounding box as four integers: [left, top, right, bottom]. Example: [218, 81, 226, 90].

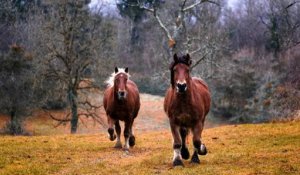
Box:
[0, 0, 299, 135]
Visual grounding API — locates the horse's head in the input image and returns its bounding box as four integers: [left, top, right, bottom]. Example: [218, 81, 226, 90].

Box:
[114, 67, 129, 100]
[170, 53, 192, 93]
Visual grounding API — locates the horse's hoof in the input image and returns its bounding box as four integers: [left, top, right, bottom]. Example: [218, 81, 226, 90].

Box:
[108, 128, 116, 141]
[173, 159, 184, 167]
[114, 142, 122, 148]
[123, 146, 129, 152]
[198, 144, 207, 155]
[123, 150, 130, 155]
[181, 146, 190, 160]
[191, 152, 200, 164]
[109, 134, 116, 141]
[129, 135, 135, 147]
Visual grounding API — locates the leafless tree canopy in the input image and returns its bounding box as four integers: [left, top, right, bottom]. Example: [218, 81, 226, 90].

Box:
[0, 0, 299, 134]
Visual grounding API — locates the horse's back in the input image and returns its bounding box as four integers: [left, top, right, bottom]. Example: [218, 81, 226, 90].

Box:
[192, 77, 211, 115]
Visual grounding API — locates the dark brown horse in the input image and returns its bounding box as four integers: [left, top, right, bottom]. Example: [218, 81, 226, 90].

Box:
[103, 67, 140, 150]
[164, 54, 211, 166]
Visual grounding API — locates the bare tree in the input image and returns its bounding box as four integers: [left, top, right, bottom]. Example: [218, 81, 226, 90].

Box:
[117, 0, 221, 62]
[260, 0, 300, 54]
[41, 0, 104, 133]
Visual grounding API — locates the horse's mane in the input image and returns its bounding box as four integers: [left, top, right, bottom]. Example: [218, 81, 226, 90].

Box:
[105, 68, 130, 87]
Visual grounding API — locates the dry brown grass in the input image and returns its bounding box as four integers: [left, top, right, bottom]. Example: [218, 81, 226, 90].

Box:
[0, 121, 299, 175]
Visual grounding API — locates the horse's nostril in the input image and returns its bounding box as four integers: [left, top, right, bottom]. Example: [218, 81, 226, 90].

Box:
[119, 91, 125, 96]
[177, 83, 187, 92]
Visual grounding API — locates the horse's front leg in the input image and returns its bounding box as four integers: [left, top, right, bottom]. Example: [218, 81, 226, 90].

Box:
[114, 120, 122, 148]
[107, 116, 116, 141]
[129, 120, 135, 147]
[170, 120, 184, 166]
[191, 121, 207, 164]
[123, 120, 133, 151]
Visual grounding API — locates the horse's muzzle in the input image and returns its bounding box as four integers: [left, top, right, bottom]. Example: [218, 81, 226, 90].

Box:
[176, 83, 187, 93]
[118, 91, 127, 99]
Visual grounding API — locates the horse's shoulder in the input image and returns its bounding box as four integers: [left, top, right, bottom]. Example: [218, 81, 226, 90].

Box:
[127, 80, 139, 93]
[192, 77, 209, 90]
[126, 80, 137, 88]
[104, 86, 113, 96]
[103, 86, 113, 108]
[164, 87, 173, 112]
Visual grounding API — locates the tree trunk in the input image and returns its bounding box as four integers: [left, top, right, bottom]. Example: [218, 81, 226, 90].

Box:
[69, 89, 78, 134]
[171, 12, 188, 57]
[10, 109, 22, 135]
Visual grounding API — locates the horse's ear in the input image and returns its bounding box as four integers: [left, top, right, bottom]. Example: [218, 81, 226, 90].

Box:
[186, 53, 192, 66]
[173, 53, 179, 62]
[115, 67, 118, 73]
[186, 53, 190, 60]
[125, 67, 128, 73]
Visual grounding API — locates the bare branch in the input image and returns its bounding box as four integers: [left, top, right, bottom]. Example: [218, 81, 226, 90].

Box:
[181, 0, 188, 11]
[120, 1, 172, 41]
[285, 0, 300, 9]
[154, 12, 172, 40]
[183, 0, 219, 12]
[43, 109, 71, 122]
[191, 52, 209, 69]
[120, 1, 155, 12]
[78, 100, 102, 109]
[190, 47, 204, 55]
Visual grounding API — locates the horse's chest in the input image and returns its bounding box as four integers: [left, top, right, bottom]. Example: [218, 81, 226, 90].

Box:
[171, 102, 198, 127]
[110, 104, 130, 120]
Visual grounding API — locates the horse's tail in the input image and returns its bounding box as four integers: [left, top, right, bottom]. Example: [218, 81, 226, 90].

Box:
[180, 127, 190, 159]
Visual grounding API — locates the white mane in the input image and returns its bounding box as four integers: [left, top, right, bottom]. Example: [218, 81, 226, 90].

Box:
[105, 68, 130, 87]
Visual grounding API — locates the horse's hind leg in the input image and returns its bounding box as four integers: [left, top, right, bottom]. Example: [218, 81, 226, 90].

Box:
[107, 116, 116, 141]
[191, 122, 207, 164]
[114, 120, 122, 148]
[180, 127, 190, 160]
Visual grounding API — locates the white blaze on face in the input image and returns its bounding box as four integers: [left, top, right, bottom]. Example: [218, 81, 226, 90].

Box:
[177, 80, 186, 84]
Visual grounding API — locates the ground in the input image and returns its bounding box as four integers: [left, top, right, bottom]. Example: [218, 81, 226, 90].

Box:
[0, 94, 299, 175]
[0, 121, 299, 175]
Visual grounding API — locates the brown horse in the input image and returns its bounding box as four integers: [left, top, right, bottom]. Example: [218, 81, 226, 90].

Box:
[164, 54, 211, 166]
[103, 67, 140, 150]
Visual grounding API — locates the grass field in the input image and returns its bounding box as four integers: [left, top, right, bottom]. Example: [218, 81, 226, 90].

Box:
[0, 121, 299, 175]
